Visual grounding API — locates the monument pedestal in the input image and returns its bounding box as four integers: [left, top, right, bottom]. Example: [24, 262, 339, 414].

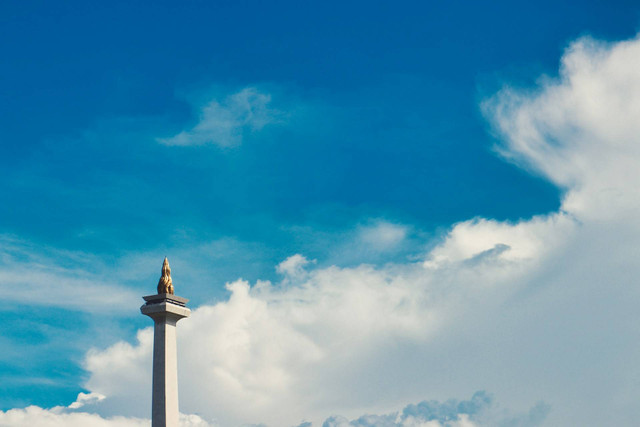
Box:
[141, 293, 190, 427]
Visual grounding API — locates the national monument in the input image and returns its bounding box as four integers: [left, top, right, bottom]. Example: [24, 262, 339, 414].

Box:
[141, 257, 191, 427]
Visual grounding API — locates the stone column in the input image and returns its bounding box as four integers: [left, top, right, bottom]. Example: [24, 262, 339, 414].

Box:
[141, 258, 190, 427]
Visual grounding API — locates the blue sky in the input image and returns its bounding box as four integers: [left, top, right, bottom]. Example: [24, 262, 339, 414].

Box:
[3, 1, 640, 426]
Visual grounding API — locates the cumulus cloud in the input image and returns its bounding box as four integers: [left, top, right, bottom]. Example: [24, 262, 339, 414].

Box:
[277, 254, 313, 282]
[424, 213, 574, 268]
[83, 329, 153, 415]
[484, 35, 640, 221]
[0, 234, 542, 425]
[25, 34, 640, 426]
[81, 218, 564, 425]
[158, 88, 282, 147]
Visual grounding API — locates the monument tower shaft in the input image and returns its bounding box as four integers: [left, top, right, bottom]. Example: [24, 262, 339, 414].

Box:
[141, 258, 190, 427]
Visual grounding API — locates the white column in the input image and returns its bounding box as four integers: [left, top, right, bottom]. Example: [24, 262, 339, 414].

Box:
[141, 295, 190, 427]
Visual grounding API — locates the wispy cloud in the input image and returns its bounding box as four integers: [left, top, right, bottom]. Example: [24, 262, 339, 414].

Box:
[0, 236, 138, 313]
[158, 87, 283, 147]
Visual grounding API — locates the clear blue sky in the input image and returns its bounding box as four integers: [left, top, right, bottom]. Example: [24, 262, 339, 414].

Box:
[2, 0, 640, 422]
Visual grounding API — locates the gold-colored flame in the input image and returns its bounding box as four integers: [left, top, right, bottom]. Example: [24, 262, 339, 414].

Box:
[157, 257, 175, 295]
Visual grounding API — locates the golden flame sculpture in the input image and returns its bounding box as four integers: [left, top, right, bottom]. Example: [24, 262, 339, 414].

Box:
[157, 257, 175, 295]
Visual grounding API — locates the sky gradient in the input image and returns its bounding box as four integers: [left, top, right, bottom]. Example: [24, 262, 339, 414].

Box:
[2, 1, 640, 426]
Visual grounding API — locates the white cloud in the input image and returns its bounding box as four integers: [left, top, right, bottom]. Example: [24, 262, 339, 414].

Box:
[13, 34, 640, 426]
[424, 213, 574, 268]
[158, 87, 282, 147]
[83, 329, 153, 414]
[0, 406, 148, 427]
[277, 254, 313, 281]
[68, 392, 106, 409]
[484, 35, 640, 222]
[0, 406, 212, 427]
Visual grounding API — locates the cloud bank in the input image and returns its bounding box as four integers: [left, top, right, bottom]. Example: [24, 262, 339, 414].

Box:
[321, 391, 550, 427]
[0, 405, 212, 427]
[0, 392, 544, 427]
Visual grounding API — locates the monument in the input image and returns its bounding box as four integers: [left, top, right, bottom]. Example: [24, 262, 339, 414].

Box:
[141, 257, 191, 427]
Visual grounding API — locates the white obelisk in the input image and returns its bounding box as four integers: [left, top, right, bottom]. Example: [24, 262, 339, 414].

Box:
[141, 258, 191, 427]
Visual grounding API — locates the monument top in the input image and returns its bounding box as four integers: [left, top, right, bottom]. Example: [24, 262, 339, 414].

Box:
[142, 257, 189, 310]
[157, 257, 175, 295]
